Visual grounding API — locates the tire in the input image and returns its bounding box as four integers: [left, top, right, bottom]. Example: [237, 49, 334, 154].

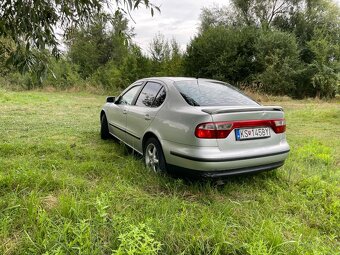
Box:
[144, 137, 167, 172]
[100, 113, 111, 140]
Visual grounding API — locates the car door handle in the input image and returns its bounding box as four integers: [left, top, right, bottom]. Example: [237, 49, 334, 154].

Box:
[123, 109, 127, 114]
[144, 114, 151, 120]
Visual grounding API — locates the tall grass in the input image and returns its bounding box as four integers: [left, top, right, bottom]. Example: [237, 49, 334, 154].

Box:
[0, 90, 339, 254]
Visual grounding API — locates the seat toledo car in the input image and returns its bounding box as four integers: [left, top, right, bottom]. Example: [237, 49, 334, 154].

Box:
[100, 77, 290, 177]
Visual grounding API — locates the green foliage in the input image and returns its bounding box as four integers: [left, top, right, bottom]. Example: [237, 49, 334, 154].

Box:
[88, 45, 153, 90]
[119, 46, 153, 84]
[163, 39, 184, 76]
[185, 26, 260, 84]
[200, 6, 232, 32]
[67, 13, 131, 79]
[44, 58, 82, 89]
[90, 61, 125, 90]
[0, 57, 83, 90]
[0, 32, 183, 92]
[148, 33, 184, 76]
[253, 30, 300, 95]
[63, 21, 183, 90]
[1, 12, 186, 92]
[185, 0, 340, 98]
[113, 224, 162, 255]
[0, 0, 159, 83]
[0, 37, 15, 75]
[231, 0, 300, 28]
[0, 0, 159, 61]
[307, 30, 339, 98]
[1, 0, 339, 98]
[149, 33, 171, 63]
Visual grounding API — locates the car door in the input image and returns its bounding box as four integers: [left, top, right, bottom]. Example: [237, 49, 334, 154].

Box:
[106, 85, 141, 142]
[125, 82, 166, 152]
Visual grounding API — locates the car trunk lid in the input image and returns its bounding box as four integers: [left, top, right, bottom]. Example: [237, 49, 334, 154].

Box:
[199, 106, 286, 152]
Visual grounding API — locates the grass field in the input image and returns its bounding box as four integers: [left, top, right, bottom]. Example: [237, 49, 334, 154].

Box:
[0, 89, 339, 254]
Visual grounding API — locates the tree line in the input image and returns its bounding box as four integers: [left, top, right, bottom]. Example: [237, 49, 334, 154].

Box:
[0, 0, 339, 98]
[187, 0, 340, 98]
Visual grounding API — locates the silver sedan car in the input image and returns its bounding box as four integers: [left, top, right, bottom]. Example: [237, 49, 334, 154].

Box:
[100, 77, 290, 177]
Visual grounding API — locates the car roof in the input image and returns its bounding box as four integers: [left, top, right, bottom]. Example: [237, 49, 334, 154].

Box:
[139, 77, 222, 84]
[146, 77, 196, 82]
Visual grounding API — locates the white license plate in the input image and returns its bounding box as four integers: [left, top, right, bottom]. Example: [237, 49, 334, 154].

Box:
[235, 127, 271, 140]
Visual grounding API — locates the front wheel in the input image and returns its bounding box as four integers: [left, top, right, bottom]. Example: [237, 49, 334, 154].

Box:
[144, 137, 167, 172]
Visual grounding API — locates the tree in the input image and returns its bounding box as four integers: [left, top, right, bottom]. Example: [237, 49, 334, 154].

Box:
[166, 39, 184, 76]
[149, 34, 184, 76]
[66, 13, 131, 79]
[307, 30, 339, 98]
[118, 44, 153, 86]
[149, 33, 171, 63]
[200, 0, 303, 29]
[253, 30, 300, 95]
[184, 26, 260, 84]
[231, 0, 301, 29]
[200, 5, 234, 32]
[148, 33, 170, 75]
[0, 0, 159, 73]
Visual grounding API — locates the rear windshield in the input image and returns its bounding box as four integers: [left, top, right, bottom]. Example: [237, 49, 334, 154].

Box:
[174, 80, 258, 106]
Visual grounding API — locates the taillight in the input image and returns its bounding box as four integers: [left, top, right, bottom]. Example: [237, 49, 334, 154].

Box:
[195, 122, 233, 139]
[195, 119, 286, 139]
[272, 119, 286, 133]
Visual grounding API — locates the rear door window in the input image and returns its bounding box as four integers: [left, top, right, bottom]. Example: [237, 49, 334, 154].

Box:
[174, 80, 258, 106]
[136, 82, 163, 107]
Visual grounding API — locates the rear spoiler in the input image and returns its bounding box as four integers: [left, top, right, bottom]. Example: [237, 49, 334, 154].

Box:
[202, 106, 283, 114]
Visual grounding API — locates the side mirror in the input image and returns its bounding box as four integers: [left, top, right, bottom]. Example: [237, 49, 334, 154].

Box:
[106, 96, 115, 103]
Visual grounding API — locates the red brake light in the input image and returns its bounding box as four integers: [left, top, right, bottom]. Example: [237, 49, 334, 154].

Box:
[272, 119, 286, 133]
[195, 122, 233, 139]
[195, 119, 286, 139]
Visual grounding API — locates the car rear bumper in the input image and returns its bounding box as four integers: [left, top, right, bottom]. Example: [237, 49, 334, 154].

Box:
[162, 140, 290, 173]
[168, 161, 285, 178]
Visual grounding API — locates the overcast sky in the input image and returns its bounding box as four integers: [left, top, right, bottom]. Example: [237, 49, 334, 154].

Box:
[128, 0, 340, 54]
[128, 0, 227, 54]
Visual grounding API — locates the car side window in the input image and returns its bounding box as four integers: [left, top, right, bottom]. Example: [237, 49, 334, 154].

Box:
[135, 82, 163, 107]
[152, 87, 166, 107]
[117, 86, 141, 105]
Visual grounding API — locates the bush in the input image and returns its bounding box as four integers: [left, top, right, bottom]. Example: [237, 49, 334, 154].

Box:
[44, 58, 83, 89]
[90, 61, 126, 90]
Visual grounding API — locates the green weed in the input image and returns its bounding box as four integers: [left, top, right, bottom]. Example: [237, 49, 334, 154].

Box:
[113, 224, 162, 255]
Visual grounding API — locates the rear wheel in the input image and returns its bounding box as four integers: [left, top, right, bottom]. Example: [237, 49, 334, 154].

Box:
[144, 137, 167, 172]
[100, 114, 110, 140]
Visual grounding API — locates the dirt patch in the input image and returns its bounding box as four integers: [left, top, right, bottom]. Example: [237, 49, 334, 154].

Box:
[41, 194, 58, 210]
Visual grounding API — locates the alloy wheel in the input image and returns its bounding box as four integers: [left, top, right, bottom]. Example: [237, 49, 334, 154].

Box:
[145, 143, 159, 172]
